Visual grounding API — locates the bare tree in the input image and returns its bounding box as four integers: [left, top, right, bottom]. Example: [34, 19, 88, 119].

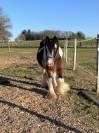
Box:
[0, 7, 12, 40]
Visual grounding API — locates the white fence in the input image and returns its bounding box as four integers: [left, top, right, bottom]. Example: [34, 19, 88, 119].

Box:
[64, 35, 99, 93]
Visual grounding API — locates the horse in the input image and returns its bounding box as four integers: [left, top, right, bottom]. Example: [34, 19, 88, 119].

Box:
[37, 36, 70, 100]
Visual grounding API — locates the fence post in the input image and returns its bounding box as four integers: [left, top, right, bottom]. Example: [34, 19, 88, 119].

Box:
[97, 34, 99, 93]
[64, 39, 68, 63]
[73, 38, 77, 70]
[8, 40, 11, 57]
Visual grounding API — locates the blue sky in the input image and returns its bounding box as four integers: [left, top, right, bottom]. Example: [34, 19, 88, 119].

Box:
[0, 0, 98, 39]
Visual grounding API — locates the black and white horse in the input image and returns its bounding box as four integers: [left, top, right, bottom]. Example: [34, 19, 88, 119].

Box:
[37, 36, 70, 100]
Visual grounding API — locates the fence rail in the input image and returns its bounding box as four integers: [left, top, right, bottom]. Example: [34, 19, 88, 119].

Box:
[0, 39, 96, 48]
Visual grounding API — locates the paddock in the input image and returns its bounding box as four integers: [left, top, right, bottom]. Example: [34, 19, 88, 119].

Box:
[0, 40, 99, 132]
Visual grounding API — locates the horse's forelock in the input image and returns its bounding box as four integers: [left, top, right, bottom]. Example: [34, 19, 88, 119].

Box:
[40, 36, 59, 54]
[53, 36, 58, 43]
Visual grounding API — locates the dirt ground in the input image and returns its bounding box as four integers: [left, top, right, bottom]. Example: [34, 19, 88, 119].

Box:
[0, 55, 36, 68]
[0, 56, 99, 133]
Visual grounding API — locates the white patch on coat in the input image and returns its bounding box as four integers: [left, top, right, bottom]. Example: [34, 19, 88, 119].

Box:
[55, 43, 57, 49]
[58, 47, 63, 57]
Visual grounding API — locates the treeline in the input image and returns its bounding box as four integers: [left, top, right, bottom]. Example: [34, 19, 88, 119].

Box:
[16, 29, 86, 41]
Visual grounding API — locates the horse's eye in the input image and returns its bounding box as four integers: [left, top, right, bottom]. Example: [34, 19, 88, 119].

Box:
[54, 44, 57, 49]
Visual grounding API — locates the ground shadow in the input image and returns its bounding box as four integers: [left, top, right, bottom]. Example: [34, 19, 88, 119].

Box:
[71, 87, 84, 91]
[0, 74, 41, 85]
[0, 99, 82, 133]
[0, 75, 48, 97]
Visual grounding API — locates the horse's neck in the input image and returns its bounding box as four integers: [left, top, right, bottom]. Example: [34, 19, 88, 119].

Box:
[56, 47, 63, 58]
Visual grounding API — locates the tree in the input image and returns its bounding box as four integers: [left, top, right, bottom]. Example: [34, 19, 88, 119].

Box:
[25, 29, 33, 40]
[0, 8, 12, 40]
[75, 31, 85, 40]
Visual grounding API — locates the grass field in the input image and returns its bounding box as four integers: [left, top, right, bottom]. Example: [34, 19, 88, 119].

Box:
[0, 47, 96, 88]
[0, 47, 99, 132]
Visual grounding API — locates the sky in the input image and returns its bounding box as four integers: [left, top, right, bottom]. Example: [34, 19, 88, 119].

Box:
[0, 0, 98, 40]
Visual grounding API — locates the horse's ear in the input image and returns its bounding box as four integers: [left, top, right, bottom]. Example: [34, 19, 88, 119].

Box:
[53, 36, 58, 42]
[45, 36, 50, 42]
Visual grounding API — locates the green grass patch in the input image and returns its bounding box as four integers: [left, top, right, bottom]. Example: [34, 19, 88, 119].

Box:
[0, 66, 42, 79]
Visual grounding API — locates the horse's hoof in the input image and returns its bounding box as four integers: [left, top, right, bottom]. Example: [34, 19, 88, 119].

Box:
[56, 79, 70, 95]
[46, 93, 58, 100]
[54, 88, 60, 95]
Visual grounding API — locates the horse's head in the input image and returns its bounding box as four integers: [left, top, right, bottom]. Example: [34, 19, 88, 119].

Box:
[45, 36, 59, 67]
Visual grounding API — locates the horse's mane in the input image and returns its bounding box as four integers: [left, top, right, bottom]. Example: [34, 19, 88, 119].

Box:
[39, 36, 50, 48]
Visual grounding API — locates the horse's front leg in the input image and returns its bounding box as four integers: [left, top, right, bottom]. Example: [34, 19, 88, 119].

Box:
[56, 59, 70, 95]
[42, 69, 48, 88]
[42, 70, 57, 88]
[47, 76, 57, 100]
[52, 72, 57, 88]
[56, 78, 70, 95]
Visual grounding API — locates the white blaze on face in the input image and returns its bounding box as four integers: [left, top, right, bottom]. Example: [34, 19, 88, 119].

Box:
[47, 48, 54, 66]
[55, 43, 57, 49]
